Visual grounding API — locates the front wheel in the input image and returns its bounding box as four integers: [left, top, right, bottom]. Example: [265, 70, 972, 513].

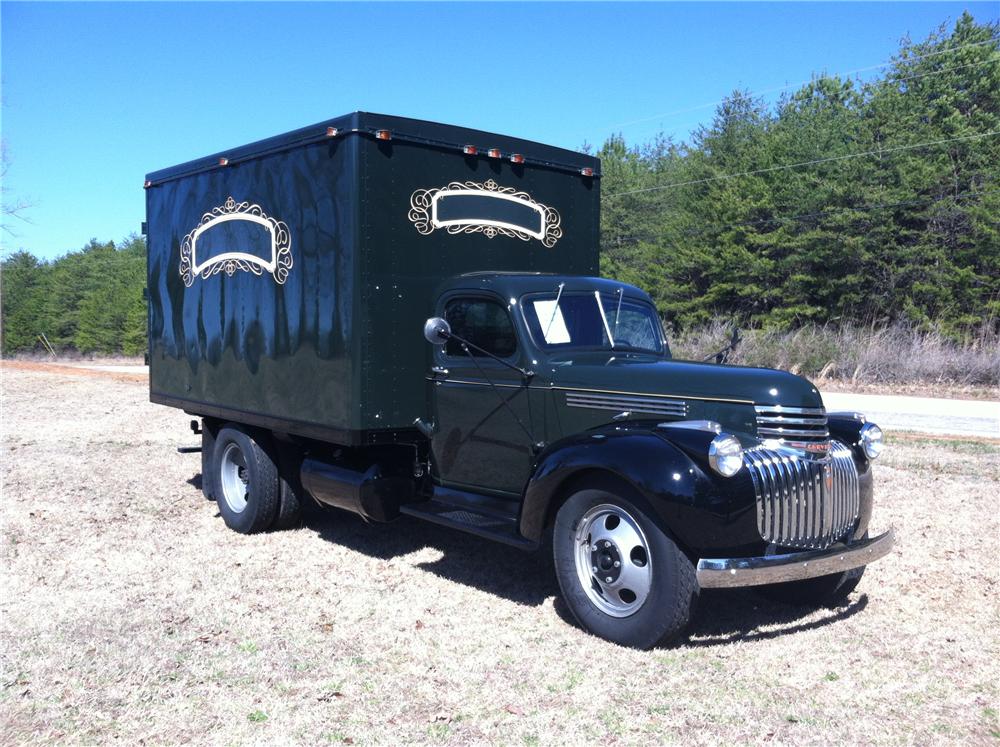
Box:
[553, 485, 697, 649]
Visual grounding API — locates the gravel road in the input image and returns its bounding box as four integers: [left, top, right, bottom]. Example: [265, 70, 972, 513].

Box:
[821, 391, 999, 438]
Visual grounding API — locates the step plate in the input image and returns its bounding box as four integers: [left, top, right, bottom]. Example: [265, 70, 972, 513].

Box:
[400, 501, 535, 550]
[437, 509, 508, 529]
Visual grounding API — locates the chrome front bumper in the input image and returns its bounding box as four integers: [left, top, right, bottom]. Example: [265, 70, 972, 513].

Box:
[696, 529, 895, 589]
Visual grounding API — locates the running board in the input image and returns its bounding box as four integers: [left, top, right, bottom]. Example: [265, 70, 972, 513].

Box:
[400, 499, 536, 551]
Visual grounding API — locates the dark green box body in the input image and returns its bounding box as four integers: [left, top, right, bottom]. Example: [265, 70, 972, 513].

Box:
[145, 112, 600, 444]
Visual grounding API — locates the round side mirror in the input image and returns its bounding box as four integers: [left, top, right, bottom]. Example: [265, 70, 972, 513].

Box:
[423, 317, 451, 345]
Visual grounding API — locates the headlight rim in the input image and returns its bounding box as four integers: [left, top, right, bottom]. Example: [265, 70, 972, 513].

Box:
[860, 422, 884, 460]
[708, 433, 744, 477]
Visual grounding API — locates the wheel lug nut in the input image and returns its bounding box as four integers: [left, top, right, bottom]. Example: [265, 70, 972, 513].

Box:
[614, 561, 620, 568]
[592, 544, 599, 551]
[605, 576, 612, 583]
[604, 541, 611, 548]
[592, 566, 597, 573]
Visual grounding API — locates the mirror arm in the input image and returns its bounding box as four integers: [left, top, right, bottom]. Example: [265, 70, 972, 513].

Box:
[459, 342, 537, 453]
[425, 321, 544, 454]
[704, 327, 742, 364]
[444, 331, 534, 380]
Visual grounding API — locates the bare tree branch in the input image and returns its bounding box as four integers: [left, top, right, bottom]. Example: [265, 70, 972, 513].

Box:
[2, 139, 35, 237]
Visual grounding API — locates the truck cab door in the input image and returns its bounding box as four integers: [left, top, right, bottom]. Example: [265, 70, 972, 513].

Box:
[428, 295, 535, 495]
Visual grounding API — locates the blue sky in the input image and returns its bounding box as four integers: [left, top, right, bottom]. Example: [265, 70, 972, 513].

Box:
[2, 2, 996, 259]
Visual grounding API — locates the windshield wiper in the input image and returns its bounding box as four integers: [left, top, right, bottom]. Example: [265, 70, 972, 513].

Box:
[595, 290, 615, 348]
[544, 282, 565, 339]
[613, 287, 624, 339]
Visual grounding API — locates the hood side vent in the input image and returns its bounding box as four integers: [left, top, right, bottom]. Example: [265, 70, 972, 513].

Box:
[566, 391, 688, 419]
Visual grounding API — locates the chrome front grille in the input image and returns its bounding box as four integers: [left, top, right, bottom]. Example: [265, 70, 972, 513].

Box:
[755, 405, 830, 447]
[744, 441, 860, 550]
[565, 391, 688, 418]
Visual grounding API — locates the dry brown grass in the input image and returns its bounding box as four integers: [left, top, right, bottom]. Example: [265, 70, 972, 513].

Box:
[1, 366, 998, 745]
[671, 322, 1000, 392]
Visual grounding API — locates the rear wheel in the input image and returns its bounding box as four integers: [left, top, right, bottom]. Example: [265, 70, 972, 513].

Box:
[200, 422, 218, 501]
[553, 484, 697, 649]
[272, 459, 305, 530]
[212, 426, 280, 534]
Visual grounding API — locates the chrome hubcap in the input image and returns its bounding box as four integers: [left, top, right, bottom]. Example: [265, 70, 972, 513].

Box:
[574, 503, 652, 617]
[219, 443, 250, 514]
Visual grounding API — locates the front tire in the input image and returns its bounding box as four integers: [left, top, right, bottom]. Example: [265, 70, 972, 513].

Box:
[212, 426, 280, 534]
[553, 484, 697, 649]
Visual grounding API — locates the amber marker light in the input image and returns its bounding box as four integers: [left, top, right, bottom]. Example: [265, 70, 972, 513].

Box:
[326, 127, 339, 137]
[510, 153, 525, 164]
[581, 167, 594, 177]
[463, 145, 478, 155]
[488, 148, 502, 159]
[375, 129, 392, 141]
[218, 157, 229, 166]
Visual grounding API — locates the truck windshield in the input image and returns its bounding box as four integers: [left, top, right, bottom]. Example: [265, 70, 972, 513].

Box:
[522, 291, 664, 354]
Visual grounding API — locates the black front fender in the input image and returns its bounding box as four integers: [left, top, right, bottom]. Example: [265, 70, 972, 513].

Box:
[828, 412, 876, 538]
[519, 426, 763, 557]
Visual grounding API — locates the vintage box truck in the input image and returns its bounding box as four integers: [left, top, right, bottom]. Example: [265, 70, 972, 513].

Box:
[145, 112, 894, 648]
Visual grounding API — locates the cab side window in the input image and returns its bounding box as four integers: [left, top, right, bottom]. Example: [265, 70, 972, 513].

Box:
[444, 298, 517, 359]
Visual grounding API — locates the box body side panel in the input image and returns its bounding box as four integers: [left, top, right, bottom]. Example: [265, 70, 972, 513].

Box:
[147, 138, 361, 440]
[358, 135, 599, 430]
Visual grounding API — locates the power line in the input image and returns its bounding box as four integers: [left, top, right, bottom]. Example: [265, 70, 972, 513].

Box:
[607, 38, 999, 132]
[608, 58, 999, 144]
[889, 59, 997, 86]
[606, 131, 1000, 198]
[607, 186, 1000, 244]
[752, 186, 1000, 228]
[608, 165, 1000, 218]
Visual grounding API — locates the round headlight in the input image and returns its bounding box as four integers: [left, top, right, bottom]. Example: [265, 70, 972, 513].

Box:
[708, 434, 744, 477]
[860, 422, 884, 459]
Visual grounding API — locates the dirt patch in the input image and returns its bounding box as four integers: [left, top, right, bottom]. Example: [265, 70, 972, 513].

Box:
[1, 359, 147, 383]
[1, 368, 998, 744]
[5, 353, 145, 365]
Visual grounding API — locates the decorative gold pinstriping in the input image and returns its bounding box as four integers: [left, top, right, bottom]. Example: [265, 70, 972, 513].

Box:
[553, 384, 753, 405]
[427, 377, 755, 406]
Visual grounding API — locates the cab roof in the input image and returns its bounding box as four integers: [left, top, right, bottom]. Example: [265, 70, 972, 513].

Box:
[438, 273, 653, 302]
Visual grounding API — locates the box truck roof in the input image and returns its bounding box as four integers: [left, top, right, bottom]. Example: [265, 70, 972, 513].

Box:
[145, 112, 600, 186]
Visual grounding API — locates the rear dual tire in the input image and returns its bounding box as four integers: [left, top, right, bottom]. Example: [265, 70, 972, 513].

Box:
[209, 425, 302, 534]
[212, 426, 281, 534]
